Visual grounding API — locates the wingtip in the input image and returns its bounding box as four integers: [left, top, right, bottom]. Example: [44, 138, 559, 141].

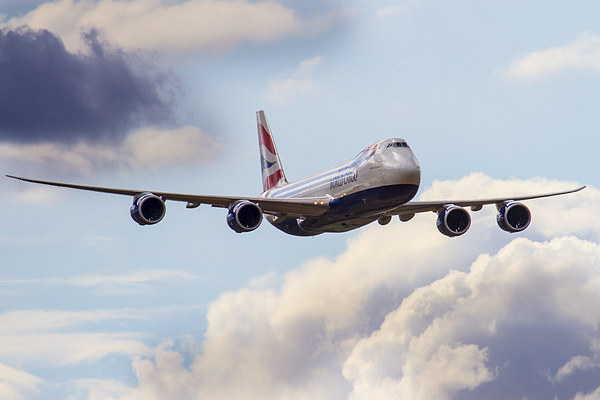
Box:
[6, 175, 29, 182]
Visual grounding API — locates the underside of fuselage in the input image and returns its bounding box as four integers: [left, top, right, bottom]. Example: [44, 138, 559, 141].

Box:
[267, 183, 419, 236]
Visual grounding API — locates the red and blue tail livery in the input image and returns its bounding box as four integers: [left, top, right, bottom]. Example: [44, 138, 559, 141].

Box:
[7, 110, 585, 237]
[257, 110, 287, 191]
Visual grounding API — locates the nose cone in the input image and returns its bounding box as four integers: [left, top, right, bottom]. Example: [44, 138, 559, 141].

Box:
[401, 153, 421, 186]
[403, 156, 421, 186]
[382, 147, 421, 186]
[406, 150, 421, 186]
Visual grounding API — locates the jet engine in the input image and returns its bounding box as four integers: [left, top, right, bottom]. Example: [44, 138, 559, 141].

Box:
[437, 205, 471, 237]
[227, 201, 263, 233]
[496, 202, 531, 233]
[130, 193, 166, 225]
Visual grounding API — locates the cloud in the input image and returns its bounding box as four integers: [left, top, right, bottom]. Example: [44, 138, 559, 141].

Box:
[68, 378, 135, 400]
[0, 27, 176, 144]
[0, 309, 140, 333]
[375, 0, 420, 18]
[0, 309, 152, 366]
[61, 175, 598, 400]
[0, 305, 202, 376]
[0, 364, 44, 400]
[552, 355, 600, 384]
[3, 332, 150, 366]
[0, 25, 222, 174]
[420, 173, 599, 240]
[265, 56, 322, 104]
[343, 236, 600, 399]
[1, 125, 220, 176]
[3, 0, 337, 56]
[575, 386, 600, 400]
[0, 269, 198, 295]
[501, 31, 600, 83]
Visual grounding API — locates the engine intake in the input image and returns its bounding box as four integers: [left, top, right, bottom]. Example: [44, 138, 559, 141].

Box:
[437, 205, 471, 237]
[130, 193, 166, 225]
[497, 202, 531, 233]
[227, 201, 263, 233]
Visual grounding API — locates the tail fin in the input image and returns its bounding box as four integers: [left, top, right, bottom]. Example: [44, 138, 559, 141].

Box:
[257, 110, 287, 191]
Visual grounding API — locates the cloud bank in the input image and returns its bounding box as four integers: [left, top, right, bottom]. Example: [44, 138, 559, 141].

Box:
[0, 27, 175, 144]
[14, 175, 594, 400]
[0, 26, 219, 175]
[0, 1, 344, 175]
[3, 0, 336, 56]
[0, 125, 219, 176]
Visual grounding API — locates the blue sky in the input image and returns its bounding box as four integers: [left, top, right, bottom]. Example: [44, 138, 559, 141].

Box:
[1, 1, 600, 399]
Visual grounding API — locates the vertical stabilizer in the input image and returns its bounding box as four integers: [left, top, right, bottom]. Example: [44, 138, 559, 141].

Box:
[257, 110, 287, 191]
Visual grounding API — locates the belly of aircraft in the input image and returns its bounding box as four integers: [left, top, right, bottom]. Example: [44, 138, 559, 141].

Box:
[269, 183, 419, 236]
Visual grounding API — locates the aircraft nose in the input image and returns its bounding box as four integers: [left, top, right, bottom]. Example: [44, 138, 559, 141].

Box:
[403, 158, 421, 186]
[399, 149, 421, 186]
[380, 144, 421, 186]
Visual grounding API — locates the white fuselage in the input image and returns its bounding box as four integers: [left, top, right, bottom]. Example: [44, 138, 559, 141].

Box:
[261, 138, 421, 235]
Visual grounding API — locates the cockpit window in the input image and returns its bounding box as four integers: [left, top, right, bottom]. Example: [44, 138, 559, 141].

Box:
[386, 141, 408, 148]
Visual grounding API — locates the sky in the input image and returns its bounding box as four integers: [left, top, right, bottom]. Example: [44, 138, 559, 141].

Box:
[1, 0, 599, 399]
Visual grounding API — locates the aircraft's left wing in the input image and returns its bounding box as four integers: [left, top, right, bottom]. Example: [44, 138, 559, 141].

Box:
[387, 186, 586, 216]
[5, 175, 330, 217]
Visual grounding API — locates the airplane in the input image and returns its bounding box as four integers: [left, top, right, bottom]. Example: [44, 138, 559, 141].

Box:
[7, 110, 585, 237]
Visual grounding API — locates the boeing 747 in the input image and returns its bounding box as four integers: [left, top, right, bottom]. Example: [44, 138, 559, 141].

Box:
[7, 110, 585, 237]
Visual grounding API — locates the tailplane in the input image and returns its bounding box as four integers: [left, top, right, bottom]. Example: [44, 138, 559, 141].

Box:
[257, 110, 287, 191]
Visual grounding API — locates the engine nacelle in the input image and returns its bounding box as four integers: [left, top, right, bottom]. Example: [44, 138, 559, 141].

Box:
[130, 193, 166, 225]
[437, 205, 471, 237]
[227, 201, 263, 233]
[496, 202, 531, 233]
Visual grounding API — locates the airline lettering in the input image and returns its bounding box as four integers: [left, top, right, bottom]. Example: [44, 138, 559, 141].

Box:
[327, 145, 374, 190]
[330, 169, 358, 189]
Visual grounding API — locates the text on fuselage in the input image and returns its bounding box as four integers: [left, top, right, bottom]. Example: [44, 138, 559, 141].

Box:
[330, 169, 358, 189]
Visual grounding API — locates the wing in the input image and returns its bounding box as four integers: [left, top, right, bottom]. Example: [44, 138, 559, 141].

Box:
[387, 186, 586, 216]
[5, 175, 330, 217]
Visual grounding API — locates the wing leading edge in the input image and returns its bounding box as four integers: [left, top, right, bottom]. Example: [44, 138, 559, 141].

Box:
[5, 175, 330, 217]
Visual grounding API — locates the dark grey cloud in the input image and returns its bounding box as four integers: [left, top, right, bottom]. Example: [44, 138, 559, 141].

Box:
[0, 27, 176, 143]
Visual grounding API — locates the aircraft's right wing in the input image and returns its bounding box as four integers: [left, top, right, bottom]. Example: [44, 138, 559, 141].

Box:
[6, 175, 330, 217]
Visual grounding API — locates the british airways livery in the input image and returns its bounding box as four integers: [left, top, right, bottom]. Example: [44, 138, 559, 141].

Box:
[7, 110, 584, 237]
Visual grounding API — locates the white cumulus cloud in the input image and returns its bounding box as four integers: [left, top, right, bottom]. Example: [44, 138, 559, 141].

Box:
[265, 56, 323, 104]
[501, 31, 600, 83]
[344, 235, 600, 399]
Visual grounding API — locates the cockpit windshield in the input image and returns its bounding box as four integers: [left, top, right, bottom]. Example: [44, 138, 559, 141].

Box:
[386, 141, 409, 148]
